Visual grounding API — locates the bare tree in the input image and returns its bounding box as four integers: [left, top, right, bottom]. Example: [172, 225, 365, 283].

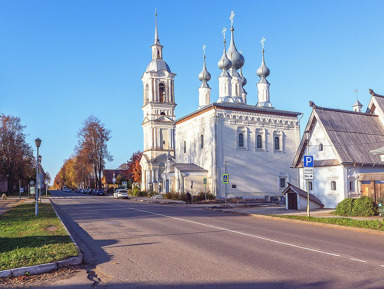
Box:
[0, 114, 34, 194]
[76, 116, 113, 189]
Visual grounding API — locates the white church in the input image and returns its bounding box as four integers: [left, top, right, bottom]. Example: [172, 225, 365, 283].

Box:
[140, 12, 302, 199]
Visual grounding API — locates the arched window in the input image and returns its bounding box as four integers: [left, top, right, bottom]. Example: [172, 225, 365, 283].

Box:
[201, 135, 204, 149]
[239, 133, 244, 147]
[144, 84, 149, 104]
[159, 83, 166, 102]
[331, 181, 336, 190]
[274, 136, 280, 150]
[257, 135, 262, 149]
[309, 181, 313, 191]
[160, 112, 165, 116]
[319, 143, 323, 151]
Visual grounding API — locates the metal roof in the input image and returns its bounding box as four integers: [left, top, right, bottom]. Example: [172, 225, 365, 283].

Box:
[282, 183, 324, 207]
[174, 163, 208, 173]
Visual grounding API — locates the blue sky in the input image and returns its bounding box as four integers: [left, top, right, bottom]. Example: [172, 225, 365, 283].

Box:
[1, 0, 383, 183]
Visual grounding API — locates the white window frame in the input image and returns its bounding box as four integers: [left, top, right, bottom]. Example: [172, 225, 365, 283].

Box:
[255, 128, 266, 151]
[236, 127, 248, 150]
[273, 130, 284, 153]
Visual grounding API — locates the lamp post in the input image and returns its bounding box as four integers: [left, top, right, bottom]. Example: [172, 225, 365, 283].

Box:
[38, 155, 42, 203]
[304, 130, 312, 217]
[35, 138, 42, 216]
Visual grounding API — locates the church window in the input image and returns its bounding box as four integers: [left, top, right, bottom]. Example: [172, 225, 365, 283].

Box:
[279, 177, 286, 188]
[257, 135, 262, 149]
[309, 181, 313, 191]
[159, 83, 166, 102]
[160, 112, 165, 116]
[144, 84, 149, 104]
[239, 133, 244, 147]
[331, 181, 336, 191]
[274, 136, 280, 150]
[201, 135, 204, 149]
[157, 49, 160, 58]
[184, 141, 186, 153]
[318, 143, 323, 151]
[349, 181, 354, 191]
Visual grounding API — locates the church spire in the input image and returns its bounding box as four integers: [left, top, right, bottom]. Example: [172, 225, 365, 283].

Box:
[154, 9, 160, 45]
[198, 45, 211, 109]
[256, 37, 273, 108]
[151, 9, 163, 60]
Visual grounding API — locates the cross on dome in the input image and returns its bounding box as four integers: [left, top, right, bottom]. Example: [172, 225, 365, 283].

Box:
[229, 11, 235, 27]
[222, 27, 227, 40]
[261, 37, 266, 49]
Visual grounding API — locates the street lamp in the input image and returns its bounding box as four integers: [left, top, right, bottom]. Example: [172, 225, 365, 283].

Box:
[304, 130, 312, 217]
[35, 138, 42, 216]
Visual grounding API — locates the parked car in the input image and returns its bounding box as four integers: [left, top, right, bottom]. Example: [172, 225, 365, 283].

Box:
[114, 189, 129, 199]
[62, 188, 72, 192]
[96, 189, 105, 196]
[87, 189, 93, 195]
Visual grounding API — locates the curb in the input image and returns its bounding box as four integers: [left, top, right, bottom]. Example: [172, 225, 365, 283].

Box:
[206, 208, 384, 236]
[0, 201, 83, 279]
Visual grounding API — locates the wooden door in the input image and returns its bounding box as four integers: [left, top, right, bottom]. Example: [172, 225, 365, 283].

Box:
[287, 193, 298, 210]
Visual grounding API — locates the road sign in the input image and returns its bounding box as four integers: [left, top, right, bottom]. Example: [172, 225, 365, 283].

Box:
[303, 156, 314, 167]
[122, 181, 127, 187]
[20, 188, 24, 193]
[303, 168, 313, 174]
[304, 173, 314, 180]
[222, 174, 229, 184]
[30, 180, 35, 186]
[30, 187, 35, 195]
[203, 178, 207, 185]
[44, 179, 49, 185]
[112, 178, 116, 184]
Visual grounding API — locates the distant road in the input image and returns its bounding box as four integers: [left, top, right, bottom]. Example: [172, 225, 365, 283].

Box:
[49, 191, 384, 289]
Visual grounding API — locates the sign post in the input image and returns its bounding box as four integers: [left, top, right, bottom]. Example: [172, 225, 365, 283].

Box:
[303, 155, 314, 217]
[223, 174, 229, 205]
[45, 179, 49, 196]
[203, 178, 207, 200]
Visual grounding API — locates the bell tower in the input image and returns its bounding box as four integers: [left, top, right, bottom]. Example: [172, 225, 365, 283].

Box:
[140, 11, 176, 192]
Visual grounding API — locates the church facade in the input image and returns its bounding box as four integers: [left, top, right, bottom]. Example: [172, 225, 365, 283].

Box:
[140, 12, 302, 199]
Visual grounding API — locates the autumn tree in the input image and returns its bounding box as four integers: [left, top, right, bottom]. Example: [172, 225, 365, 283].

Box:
[127, 151, 142, 184]
[0, 114, 35, 194]
[76, 116, 113, 189]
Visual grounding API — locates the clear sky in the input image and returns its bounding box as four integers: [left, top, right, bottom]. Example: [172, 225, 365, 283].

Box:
[1, 0, 384, 183]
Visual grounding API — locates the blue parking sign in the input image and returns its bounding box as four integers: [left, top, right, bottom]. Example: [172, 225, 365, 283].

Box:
[303, 156, 314, 167]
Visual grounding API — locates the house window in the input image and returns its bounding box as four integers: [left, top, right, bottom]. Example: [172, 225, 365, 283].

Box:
[239, 133, 244, 147]
[349, 181, 354, 191]
[184, 141, 186, 153]
[319, 143, 323, 151]
[159, 83, 166, 102]
[257, 135, 262, 149]
[279, 177, 286, 188]
[201, 135, 204, 149]
[309, 181, 313, 191]
[331, 181, 336, 190]
[274, 136, 280, 150]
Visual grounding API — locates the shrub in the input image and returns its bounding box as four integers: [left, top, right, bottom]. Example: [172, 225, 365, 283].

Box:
[352, 196, 378, 216]
[335, 198, 354, 216]
[335, 196, 378, 216]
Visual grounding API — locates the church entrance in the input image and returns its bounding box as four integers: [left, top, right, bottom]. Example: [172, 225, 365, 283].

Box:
[166, 180, 169, 193]
[287, 193, 298, 210]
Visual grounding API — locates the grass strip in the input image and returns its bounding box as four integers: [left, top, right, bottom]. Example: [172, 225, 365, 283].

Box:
[270, 215, 384, 231]
[0, 203, 78, 271]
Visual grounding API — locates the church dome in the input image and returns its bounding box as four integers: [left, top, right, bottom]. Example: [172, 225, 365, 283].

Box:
[218, 41, 232, 70]
[239, 68, 247, 86]
[146, 59, 171, 73]
[227, 28, 244, 69]
[198, 56, 211, 82]
[257, 49, 270, 78]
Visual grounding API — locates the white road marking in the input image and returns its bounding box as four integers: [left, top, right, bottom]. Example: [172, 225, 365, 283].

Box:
[350, 258, 367, 263]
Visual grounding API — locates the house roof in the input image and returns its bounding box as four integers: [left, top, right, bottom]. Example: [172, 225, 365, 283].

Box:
[174, 163, 208, 173]
[102, 169, 129, 184]
[282, 183, 324, 207]
[293, 103, 384, 167]
[176, 102, 301, 124]
[358, 172, 384, 181]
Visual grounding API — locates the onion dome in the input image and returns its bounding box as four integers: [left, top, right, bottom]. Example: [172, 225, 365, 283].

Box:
[239, 68, 247, 87]
[198, 54, 211, 88]
[218, 39, 232, 71]
[227, 26, 245, 69]
[146, 59, 171, 73]
[257, 48, 270, 78]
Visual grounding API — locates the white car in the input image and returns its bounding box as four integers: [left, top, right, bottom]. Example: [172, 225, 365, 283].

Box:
[114, 189, 129, 199]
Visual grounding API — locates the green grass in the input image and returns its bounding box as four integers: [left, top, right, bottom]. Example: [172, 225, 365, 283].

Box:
[271, 215, 384, 231]
[0, 203, 78, 270]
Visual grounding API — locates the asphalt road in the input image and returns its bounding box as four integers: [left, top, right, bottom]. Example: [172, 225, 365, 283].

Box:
[43, 191, 384, 289]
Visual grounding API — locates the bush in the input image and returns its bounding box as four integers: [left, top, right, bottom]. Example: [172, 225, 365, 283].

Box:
[335, 198, 354, 216]
[335, 196, 378, 216]
[352, 196, 378, 216]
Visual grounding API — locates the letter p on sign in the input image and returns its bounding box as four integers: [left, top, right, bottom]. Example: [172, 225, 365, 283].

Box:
[304, 156, 314, 167]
